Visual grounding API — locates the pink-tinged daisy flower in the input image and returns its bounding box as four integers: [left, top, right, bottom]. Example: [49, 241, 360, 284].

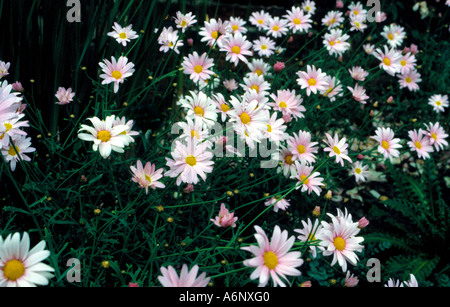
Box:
[247, 59, 272, 78]
[228, 16, 248, 34]
[99, 56, 135, 93]
[212, 93, 231, 122]
[363, 43, 375, 55]
[264, 196, 291, 213]
[179, 91, 218, 128]
[424, 122, 448, 152]
[174, 11, 197, 33]
[265, 112, 288, 145]
[399, 52, 417, 74]
[181, 52, 215, 84]
[296, 65, 328, 96]
[252, 36, 276, 58]
[1, 135, 36, 171]
[107, 22, 139, 47]
[241, 225, 304, 287]
[0, 113, 29, 148]
[385, 278, 404, 287]
[352, 161, 369, 183]
[375, 11, 387, 23]
[158, 264, 210, 287]
[12, 82, 24, 93]
[284, 6, 312, 33]
[130, 160, 165, 194]
[0, 61, 10, 79]
[349, 14, 367, 32]
[176, 116, 209, 141]
[269, 89, 306, 120]
[407, 129, 433, 159]
[294, 218, 323, 258]
[347, 83, 369, 104]
[323, 28, 350, 57]
[323, 133, 353, 167]
[317, 209, 364, 272]
[55, 87, 75, 105]
[345, 271, 359, 287]
[301, 0, 317, 15]
[371, 127, 402, 161]
[266, 17, 289, 38]
[223, 79, 238, 92]
[276, 146, 297, 178]
[199, 18, 229, 46]
[158, 27, 184, 54]
[241, 74, 270, 96]
[210, 203, 238, 228]
[398, 69, 421, 92]
[348, 66, 369, 81]
[78, 115, 132, 159]
[242, 88, 270, 109]
[373, 45, 402, 76]
[348, 1, 367, 18]
[165, 137, 214, 186]
[291, 161, 324, 196]
[0, 81, 22, 123]
[428, 94, 448, 113]
[249, 10, 272, 30]
[287, 130, 318, 164]
[320, 76, 343, 101]
[219, 32, 252, 66]
[321, 10, 344, 28]
[0, 232, 54, 287]
[381, 24, 405, 48]
[112, 116, 139, 145]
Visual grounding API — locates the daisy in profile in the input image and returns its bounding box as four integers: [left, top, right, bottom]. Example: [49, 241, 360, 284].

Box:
[317, 209, 364, 272]
[323, 29, 351, 57]
[371, 127, 402, 161]
[165, 137, 214, 186]
[291, 161, 324, 196]
[158, 27, 184, 54]
[287, 130, 318, 164]
[407, 129, 433, 159]
[219, 32, 253, 66]
[249, 10, 272, 30]
[112, 116, 139, 146]
[199, 18, 229, 46]
[130, 160, 165, 194]
[323, 133, 353, 167]
[158, 264, 209, 287]
[107, 22, 139, 46]
[1, 136, 36, 171]
[55, 87, 75, 105]
[373, 46, 402, 76]
[264, 196, 291, 213]
[348, 66, 369, 81]
[179, 91, 218, 128]
[428, 94, 448, 113]
[174, 11, 197, 33]
[265, 112, 288, 145]
[294, 218, 323, 258]
[0, 81, 23, 123]
[211, 203, 238, 228]
[223, 79, 238, 92]
[0, 61, 10, 78]
[252, 36, 276, 58]
[321, 10, 344, 28]
[276, 146, 297, 178]
[352, 161, 369, 183]
[347, 84, 369, 104]
[228, 16, 248, 34]
[398, 69, 421, 92]
[424, 122, 448, 152]
[269, 89, 306, 120]
[381, 24, 405, 48]
[266, 17, 288, 38]
[241, 225, 304, 287]
[296, 65, 328, 96]
[212, 93, 230, 122]
[181, 52, 215, 83]
[99, 56, 135, 93]
[320, 76, 343, 101]
[284, 6, 312, 33]
[77, 115, 132, 159]
[0, 232, 54, 287]
[363, 43, 375, 55]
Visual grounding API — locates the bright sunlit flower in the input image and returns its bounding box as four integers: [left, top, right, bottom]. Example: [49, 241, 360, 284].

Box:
[107, 22, 139, 46]
[347, 83, 369, 104]
[158, 264, 210, 287]
[130, 160, 165, 193]
[296, 65, 328, 96]
[219, 32, 253, 66]
[181, 52, 215, 83]
[381, 24, 406, 48]
[322, 10, 344, 28]
[287, 130, 318, 164]
[323, 29, 351, 57]
[294, 218, 323, 258]
[1, 135, 35, 171]
[323, 133, 353, 167]
[398, 69, 421, 92]
[174, 11, 197, 33]
[228, 16, 248, 34]
[373, 45, 402, 76]
[55, 87, 75, 105]
[199, 18, 229, 46]
[320, 76, 343, 101]
[249, 10, 272, 30]
[424, 122, 448, 152]
[0, 81, 22, 123]
[247, 59, 272, 78]
[428, 94, 448, 113]
[241, 74, 270, 96]
[266, 17, 288, 38]
[291, 161, 324, 196]
[284, 6, 312, 33]
[352, 161, 369, 183]
[99, 56, 135, 93]
[265, 112, 288, 145]
[276, 146, 297, 178]
[269, 89, 305, 121]
[399, 52, 417, 74]
[0, 113, 29, 148]
[301, 0, 317, 15]
[179, 91, 218, 128]
[252, 36, 276, 58]
[371, 127, 402, 161]
[407, 129, 433, 159]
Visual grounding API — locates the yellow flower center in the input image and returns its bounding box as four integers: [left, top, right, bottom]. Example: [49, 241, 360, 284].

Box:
[144, 174, 152, 184]
[381, 140, 390, 150]
[329, 40, 336, 46]
[333, 236, 346, 251]
[267, 124, 272, 132]
[191, 130, 200, 139]
[231, 46, 241, 54]
[263, 251, 278, 270]
[415, 141, 422, 149]
[258, 19, 264, 24]
[194, 106, 204, 117]
[383, 57, 391, 66]
[240, 112, 251, 125]
[297, 144, 306, 154]
[333, 146, 341, 155]
[4, 123, 12, 131]
[293, 18, 301, 25]
[308, 78, 317, 86]
[250, 85, 259, 93]
[254, 69, 263, 76]
[260, 44, 267, 50]
[285, 155, 294, 165]
[387, 33, 394, 40]
[220, 104, 230, 112]
[279, 101, 287, 108]
[405, 77, 412, 83]
[97, 130, 112, 142]
[436, 101, 442, 106]
[232, 25, 239, 31]
[400, 60, 407, 66]
[168, 41, 174, 47]
[300, 174, 310, 185]
[330, 18, 336, 25]
[273, 25, 279, 31]
[180, 20, 187, 27]
[111, 70, 122, 80]
[308, 233, 316, 241]
[354, 10, 359, 15]
[355, 168, 362, 174]
[185, 155, 197, 166]
[119, 32, 127, 39]
[8, 146, 19, 156]
[194, 65, 203, 74]
[431, 133, 437, 141]
[3, 259, 25, 281]
[211, 31, 218, 39]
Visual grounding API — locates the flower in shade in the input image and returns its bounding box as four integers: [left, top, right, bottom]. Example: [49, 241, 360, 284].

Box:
[210, 203, 238, 228]
[158, 264, 210, 287]
[252, 36, 276, 58]
[220, 32, 253, 66]
[223, 79, 238, 92]
[0, 81, 22, 123]
[99, 56, 135, 93]
[294, 218, 323, 258]
[130, 160, 165, 194]
[0, 61, 10, 79]
[12, 82, 24, 92]
[398, 69, 421, 92]
[296, 65, 328, 96]
[352, 161, 369, 183]
[424, 122, 448, 152]
[385, 278, 404, 287]
[174, 11, 197, 33]
[348, 66, 368, 81]
[55, 87, 75, 105]
[266, 17, 288, 38]
[264, 196, 291, 213]
[241, 225, 304, 287]
[287, 130, 318, 164]
[347, 84, 369, 104]
[181, 52, 215, 83]
[291, 161, 324, 196]
[77, 115, 133, 159]
[373, 46, 402, 76]
[407, 129, 433, 160]
[249, 10, 272, 30]
[0, 232, 55, 287]
[1, 136, 36, 171]
[107, 22, 139, 46]
[405, 274, 418, 287]
[165, 137, 214, 186]
[371, 127, 402, 161]
[317, 209, 364, 272]
[323, 133, 353, 167]
[284, 6, 312, 33]
[428, 94, 448, 113]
